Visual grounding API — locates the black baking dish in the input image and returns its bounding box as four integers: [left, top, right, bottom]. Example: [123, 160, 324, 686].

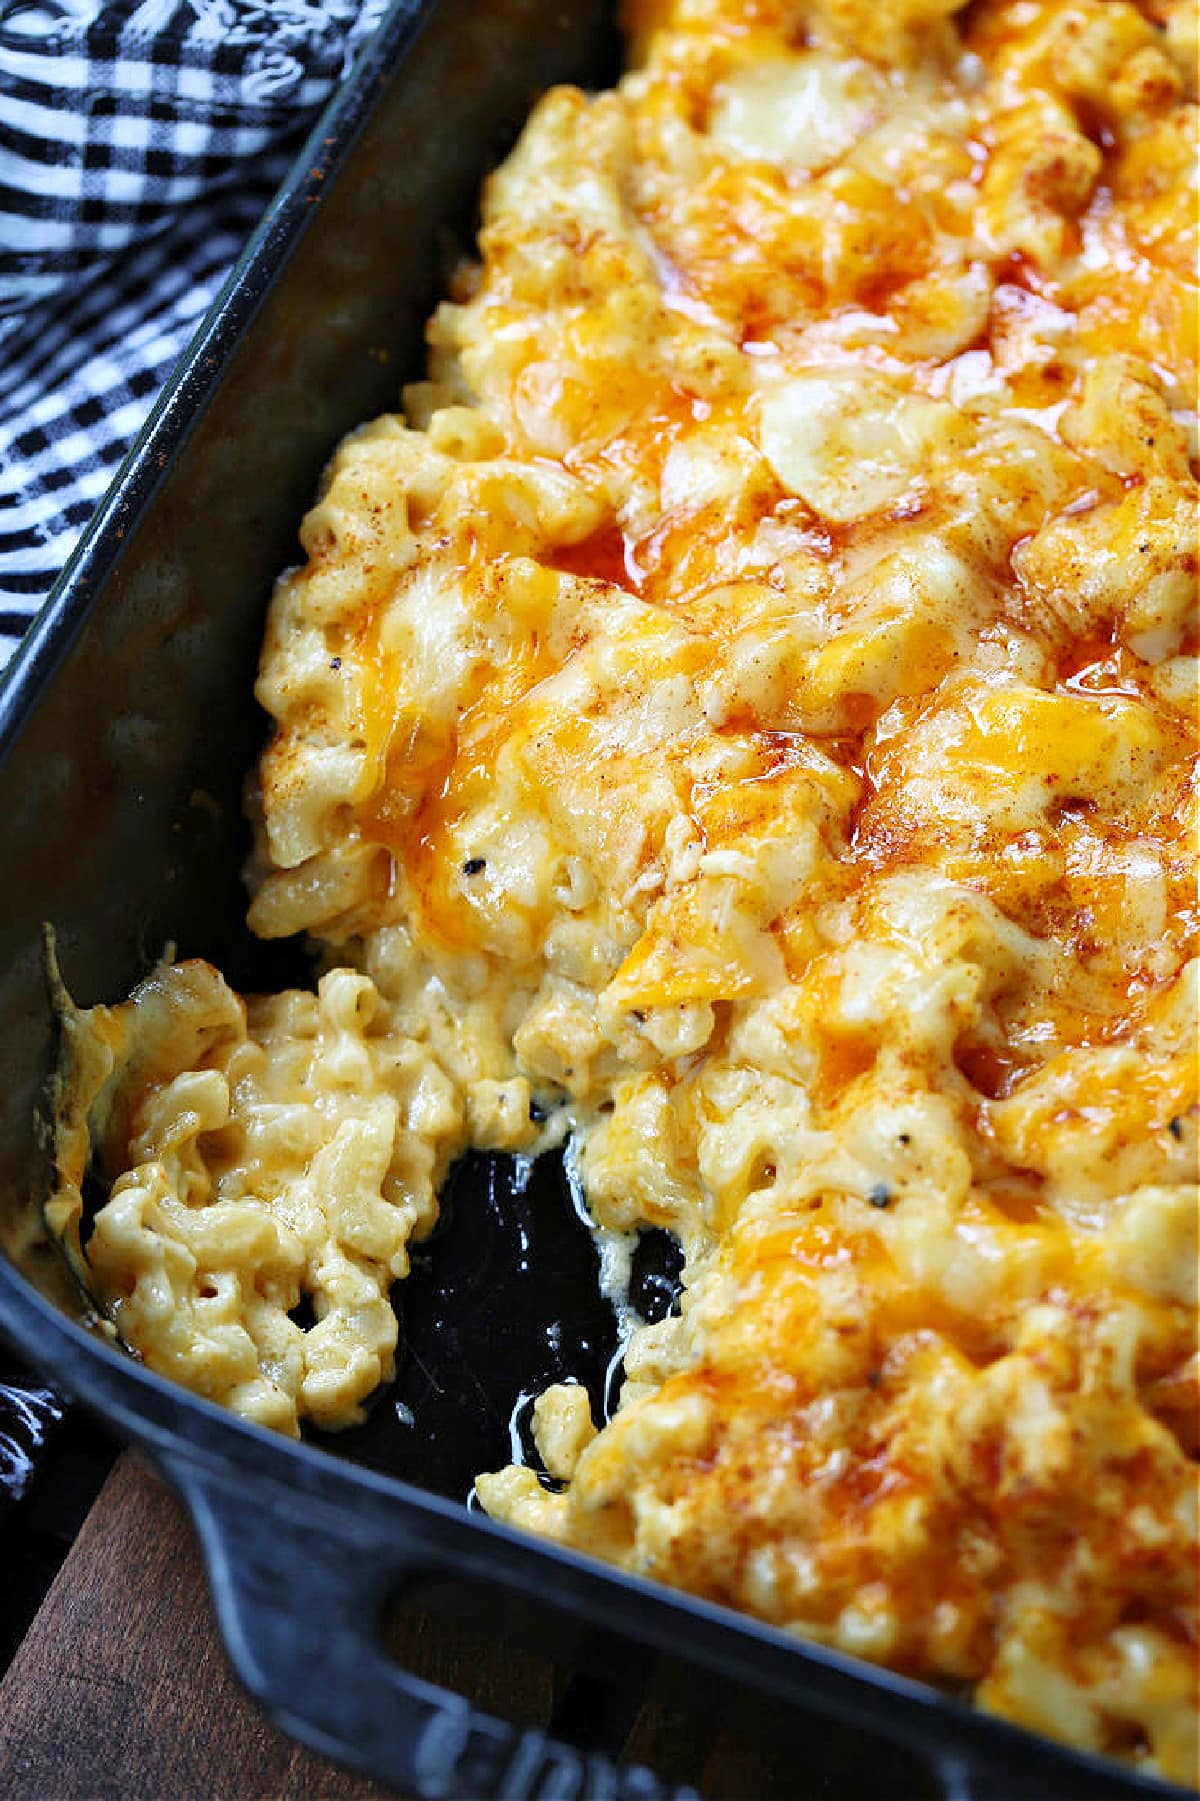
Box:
[0, 4, 1191, 1796]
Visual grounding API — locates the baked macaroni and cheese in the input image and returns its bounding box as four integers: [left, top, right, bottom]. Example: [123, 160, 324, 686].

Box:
[48, 0, 1197, 1780]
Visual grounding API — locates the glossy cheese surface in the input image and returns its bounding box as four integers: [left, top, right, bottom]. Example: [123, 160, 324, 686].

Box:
[51, 0, 1197, 1779]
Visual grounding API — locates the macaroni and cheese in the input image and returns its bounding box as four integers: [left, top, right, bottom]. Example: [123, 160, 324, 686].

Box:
[50, 0, 1197, 1780]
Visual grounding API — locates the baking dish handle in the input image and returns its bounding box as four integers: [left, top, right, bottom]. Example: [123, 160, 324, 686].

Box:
[161, 1449, 1092, 1801]
[163, 1449, 701, 1801]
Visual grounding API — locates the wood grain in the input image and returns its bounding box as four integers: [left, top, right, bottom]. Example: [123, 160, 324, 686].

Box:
[0, 1453, 394, 1801]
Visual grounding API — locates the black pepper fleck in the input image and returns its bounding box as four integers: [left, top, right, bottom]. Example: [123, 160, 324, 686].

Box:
[330, 656, 342, 670]
[462, 857, 486, 876]
[868, 1182, 892, 1209]
[867, 1370, 881, 1389]
[1168, 1115, 1184, 1140]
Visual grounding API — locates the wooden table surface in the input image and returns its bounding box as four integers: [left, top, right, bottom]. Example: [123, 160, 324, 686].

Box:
[0, 1452, 924, 1800]
[0, 1456, 392, 1801]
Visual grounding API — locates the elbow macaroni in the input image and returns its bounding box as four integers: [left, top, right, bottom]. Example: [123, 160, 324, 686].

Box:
[50, 0, 1197, 1781]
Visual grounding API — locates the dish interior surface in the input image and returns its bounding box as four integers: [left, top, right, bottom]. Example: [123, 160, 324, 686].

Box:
[14, 0, 1200, 1787]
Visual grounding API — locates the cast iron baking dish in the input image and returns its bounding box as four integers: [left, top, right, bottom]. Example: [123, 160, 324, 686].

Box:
[0, 3, 1191, 1796]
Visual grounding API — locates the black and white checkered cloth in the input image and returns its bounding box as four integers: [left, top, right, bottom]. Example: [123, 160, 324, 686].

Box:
[0, 0, 387, 671]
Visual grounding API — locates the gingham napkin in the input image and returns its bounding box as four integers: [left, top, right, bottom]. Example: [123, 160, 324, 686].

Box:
[0, 0, 387, 672]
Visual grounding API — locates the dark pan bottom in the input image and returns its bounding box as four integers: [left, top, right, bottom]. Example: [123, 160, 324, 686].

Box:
[315, 1149, 683, 1503]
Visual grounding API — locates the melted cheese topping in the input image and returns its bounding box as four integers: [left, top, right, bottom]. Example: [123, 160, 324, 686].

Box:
[50, 0, 1197, 1780]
